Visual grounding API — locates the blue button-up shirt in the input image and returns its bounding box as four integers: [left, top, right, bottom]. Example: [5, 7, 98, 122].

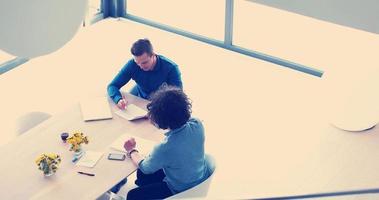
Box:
[139, 118, 211, 194]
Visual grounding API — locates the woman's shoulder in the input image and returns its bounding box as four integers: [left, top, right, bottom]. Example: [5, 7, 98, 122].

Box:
[188, 117, 202, 124]
[167, 118, 204, 137]
[187, 118, 204, 130]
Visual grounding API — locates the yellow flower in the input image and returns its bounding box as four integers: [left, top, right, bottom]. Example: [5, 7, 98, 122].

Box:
[67, 132, 89, 152]
[35, 153, 61, 173]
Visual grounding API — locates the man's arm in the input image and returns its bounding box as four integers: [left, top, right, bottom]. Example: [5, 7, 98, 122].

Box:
[107, 60, 134, 103]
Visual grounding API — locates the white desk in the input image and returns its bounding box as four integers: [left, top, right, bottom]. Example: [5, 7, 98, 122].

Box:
[0, 93, 162, 200]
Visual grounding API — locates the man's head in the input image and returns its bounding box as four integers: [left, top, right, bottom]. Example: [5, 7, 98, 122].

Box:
[131, 38, 156, 71]
[147, 86, 192, 130]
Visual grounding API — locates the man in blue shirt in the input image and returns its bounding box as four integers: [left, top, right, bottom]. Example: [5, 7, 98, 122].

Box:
[107, 38, 183, 109]
[124, 86, 213, 200]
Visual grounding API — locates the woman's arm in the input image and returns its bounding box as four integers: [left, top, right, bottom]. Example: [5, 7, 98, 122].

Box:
[124, 139, 144, 166]
[125, 138, 165, 173]
[129, 150, 144, 166]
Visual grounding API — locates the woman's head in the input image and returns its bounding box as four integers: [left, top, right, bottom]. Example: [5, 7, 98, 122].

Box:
[147, 86, 192, 130]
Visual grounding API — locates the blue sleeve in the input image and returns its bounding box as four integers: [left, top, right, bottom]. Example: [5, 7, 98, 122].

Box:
[107, 60, 134, 103]
[138, 143, 167, 174]
[167, 65, 183, 89]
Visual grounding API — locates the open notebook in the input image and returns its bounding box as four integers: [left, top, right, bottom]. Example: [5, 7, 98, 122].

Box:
[110, 134, 158, 155]
[115, 104, 147, 121]
[80, 97, 113, 121]
[76, 151, 104, 168]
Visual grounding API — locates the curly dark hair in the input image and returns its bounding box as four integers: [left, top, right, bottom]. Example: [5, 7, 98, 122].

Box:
[147, 86, 192, 130]
[131, 38, 153, 56]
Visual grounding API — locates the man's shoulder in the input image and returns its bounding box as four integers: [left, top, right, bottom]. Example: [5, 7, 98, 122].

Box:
[124, 59, 138, 68]
[158, 55, 178, 68]
[121, 59, 139, 73]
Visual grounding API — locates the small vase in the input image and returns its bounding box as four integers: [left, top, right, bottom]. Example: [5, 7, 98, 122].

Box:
[44, 170, 54, 177]
[40, 162, 55, 177]
[43, 165, 55, 177]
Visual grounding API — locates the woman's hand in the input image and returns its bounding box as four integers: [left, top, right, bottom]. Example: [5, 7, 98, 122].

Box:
[124, 138, 136, 152]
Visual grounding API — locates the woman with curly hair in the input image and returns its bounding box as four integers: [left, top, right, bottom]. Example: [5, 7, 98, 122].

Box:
[123, 86, 212, 200]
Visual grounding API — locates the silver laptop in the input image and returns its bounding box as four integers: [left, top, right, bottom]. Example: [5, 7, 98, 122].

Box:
[80, 97, 113, 121]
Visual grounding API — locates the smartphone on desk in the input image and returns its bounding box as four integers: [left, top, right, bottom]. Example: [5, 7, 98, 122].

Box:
[108, 153, 126, 161]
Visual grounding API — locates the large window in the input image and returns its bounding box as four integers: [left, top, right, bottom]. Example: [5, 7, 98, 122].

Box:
[124, 0, 323, 76]
[234, 1, 326, 72]
[126, 0, 224, 41]
[0, 51, 28, 75]
[88, 0, 101, 17]
[234, 1, 379, 73]
[84, 0, 103, 26]
[0, 50, 15, 64]
[0, 50, 17, 74]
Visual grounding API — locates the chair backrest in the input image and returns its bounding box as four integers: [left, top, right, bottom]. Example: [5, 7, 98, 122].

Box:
[16, 111, 51, 134]
[167, 154, 216, 199]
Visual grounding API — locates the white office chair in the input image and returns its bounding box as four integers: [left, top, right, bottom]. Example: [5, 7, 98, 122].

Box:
[98, 155, 216, 200]
[167, 154, 216, 199]
[96, 192, 125, 200]
[15, 111, 51, 134]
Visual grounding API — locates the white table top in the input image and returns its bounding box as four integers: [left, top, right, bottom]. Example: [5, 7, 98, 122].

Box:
[0, 93, 163, 200]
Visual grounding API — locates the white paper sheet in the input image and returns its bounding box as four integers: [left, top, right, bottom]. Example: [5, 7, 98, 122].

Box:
[76, 151, 104, 168]
[110, 134, 157, 155]
[114, 104, 147, 121]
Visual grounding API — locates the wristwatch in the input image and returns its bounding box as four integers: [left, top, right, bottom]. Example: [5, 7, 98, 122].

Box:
[127, 149, 139, 158]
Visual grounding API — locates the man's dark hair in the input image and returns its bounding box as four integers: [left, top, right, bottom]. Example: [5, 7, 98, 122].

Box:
[131, 38, 153, 56]
[147, 86, 192, 130]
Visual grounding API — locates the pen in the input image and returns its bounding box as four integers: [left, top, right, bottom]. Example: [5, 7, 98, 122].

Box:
[72, 157, 79, 163]
[72, 153, 84, 163]
[78, 171, 95, 176]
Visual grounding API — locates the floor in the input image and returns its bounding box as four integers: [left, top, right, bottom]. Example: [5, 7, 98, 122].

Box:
[1, 5, 379, 199]
[0, 18, 319, 198]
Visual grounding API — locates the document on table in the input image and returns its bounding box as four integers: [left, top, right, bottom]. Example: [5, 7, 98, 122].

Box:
[80, 97, 113, 121]
[114, 104, 147, 121]
[110, 134, 157, 155]
[76, 151, 104, 168]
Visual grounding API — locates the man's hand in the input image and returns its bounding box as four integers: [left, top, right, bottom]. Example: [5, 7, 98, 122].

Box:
[117, 98, 127, 110]
[124, 138, 136, 152]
